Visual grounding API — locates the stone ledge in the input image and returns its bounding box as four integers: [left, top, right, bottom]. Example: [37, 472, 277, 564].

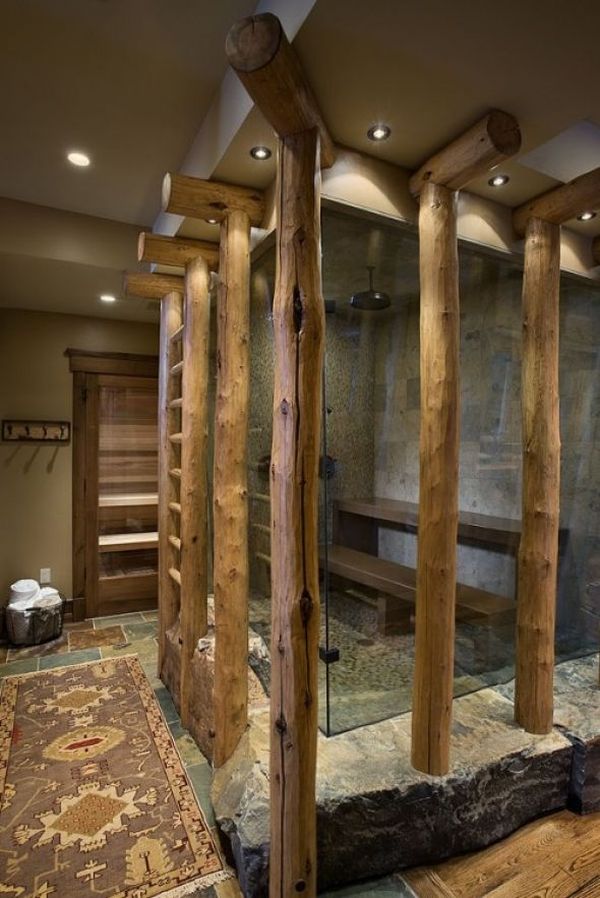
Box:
[212, 686, 573, 898]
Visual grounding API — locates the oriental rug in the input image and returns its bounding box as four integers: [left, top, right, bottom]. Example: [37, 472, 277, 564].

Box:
[0, 656, 230, 898]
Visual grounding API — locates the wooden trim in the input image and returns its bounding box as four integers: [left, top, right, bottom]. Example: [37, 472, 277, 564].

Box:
[269, 128, 324, 898]
[513, 166, 600, 236]
[66, 349, 158, 377]
[72, 372, 87, 601]
[225, 13, 336, 169]
[515, 217, 560, 734]
[409, 110, 521, 197]
[162, 173, 265, 227]
[158, 292, 184, 674]
[138, 232, 219, 272]
[412, 182, 460, 776]
[83, 374, 100, 618]
[213, 209, 251, 767]
[180, 256, 211, 728]
[123, 271, 185, 300]
[96, 374, 158, 389]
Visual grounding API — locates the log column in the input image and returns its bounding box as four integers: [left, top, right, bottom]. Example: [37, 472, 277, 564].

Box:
[409, 110, 521, 775]
[515, 217, 561, 733]
[158, 291, 183, 672]
[212, 208, 251, 768]
[180, 256, 211, 728]
[269, 126, 324, 898]
[411, 182, 460, 775]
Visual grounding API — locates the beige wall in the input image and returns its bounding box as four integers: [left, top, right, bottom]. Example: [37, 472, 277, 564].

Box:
[0, 308, 159, 601]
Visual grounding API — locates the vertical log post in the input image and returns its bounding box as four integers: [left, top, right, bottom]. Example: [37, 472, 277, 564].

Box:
[158, 291, 184, 673]
[408, 111, 521, 775]
[515, 217, 561, 733]
[269, 128, 324, 898]
[224, 16, 336, 894]
[180, 256, 211, 728]
[411, 182, 460, 775]
[212, 208, 251, 768]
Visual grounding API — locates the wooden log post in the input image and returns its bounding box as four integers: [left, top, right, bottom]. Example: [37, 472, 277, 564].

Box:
[158, 291, 184, 673]
[162, 174, 264, 226]
[179, 256, 211, 728]
[123, 271, 184, 300]
[515, 217, 561, 734]
[212, 208, 251, 767]
[138, 232, 219, 271]
[226, 16, 328, 897]
[512, 168, 600, 733]
[409, 111, 521, 776]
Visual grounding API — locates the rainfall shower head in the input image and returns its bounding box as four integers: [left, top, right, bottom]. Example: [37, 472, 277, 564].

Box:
[349, 266, 391, 311]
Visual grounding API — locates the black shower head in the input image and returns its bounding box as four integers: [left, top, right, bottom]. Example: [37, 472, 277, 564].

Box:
[349, 266, 391, 311]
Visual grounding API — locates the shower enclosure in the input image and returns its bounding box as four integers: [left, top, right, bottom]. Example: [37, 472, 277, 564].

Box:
[247, 204, 600, 737]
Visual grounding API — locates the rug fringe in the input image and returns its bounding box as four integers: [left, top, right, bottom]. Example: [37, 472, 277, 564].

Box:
[156, 868, 234, 897]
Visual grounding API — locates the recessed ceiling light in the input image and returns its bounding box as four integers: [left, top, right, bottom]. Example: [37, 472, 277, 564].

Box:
[488, 174, 510, 187]
[100, 294, 116, 303]
[206, 218, 218, 225]
[67, 151, 91, 167]
[250, 145, 272, 160]
[577, 210, 597, 221]
[367, 124, 391, 142]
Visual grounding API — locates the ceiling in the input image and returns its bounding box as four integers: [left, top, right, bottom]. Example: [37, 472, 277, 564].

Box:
[1, 0, 599, 323]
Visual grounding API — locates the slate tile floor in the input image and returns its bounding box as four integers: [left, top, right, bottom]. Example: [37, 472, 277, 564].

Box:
[0, 610, 418, 898]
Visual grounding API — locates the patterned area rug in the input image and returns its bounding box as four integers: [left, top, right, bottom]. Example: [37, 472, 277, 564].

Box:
[0, 656, 230, 898]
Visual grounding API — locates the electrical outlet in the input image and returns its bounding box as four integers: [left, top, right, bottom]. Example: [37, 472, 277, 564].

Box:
[40, 568, 51, 584]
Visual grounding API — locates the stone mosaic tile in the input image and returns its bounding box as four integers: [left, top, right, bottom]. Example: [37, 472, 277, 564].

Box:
[141, 610, 159, 621]
[0, 658, 39, 678]
[39, 648, 101, 669]
[320, 874, 417, 898]
[155, 684, 179, 724]
[6, 632, 69, 661]
[69, 624, 125, 651]
[94, 612, 145, 629]
[187, 761, 216, 827]
[168, 720, 207, 766]
[124, 621, 158, 640]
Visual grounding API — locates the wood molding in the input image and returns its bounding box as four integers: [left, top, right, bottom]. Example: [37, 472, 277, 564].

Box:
[226, 12, 335, 170]
[65, 348, 158, 377]
[513, 166, 600, 236]
[123, 271, 184, 300]
[138, 231, 219, 271]
[409, 110, 521, 197]
[162, 173, 265, 227]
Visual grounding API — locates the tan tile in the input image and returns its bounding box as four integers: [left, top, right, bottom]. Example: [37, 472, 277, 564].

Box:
[6, 632, 70, 661]
[69, 625, 126, 651]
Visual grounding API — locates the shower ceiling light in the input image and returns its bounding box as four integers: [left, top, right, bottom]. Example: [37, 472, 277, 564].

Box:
[488, 174, 509, 187]
[250, 145, 272, 160]
[367, 124, 391, 142]
[67, 150, 91, 167]
[206, 218, 218, 224]
[578, 211, 597, 221]
[100, 294, 116, 303]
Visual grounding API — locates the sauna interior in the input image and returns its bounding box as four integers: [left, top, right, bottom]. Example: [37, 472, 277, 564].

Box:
[2, 3, 600, 898]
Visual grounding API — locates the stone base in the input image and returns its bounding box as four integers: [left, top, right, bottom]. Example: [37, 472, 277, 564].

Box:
[212, 687, 573, 898]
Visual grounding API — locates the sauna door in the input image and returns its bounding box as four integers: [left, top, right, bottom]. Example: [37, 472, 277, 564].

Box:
[71, 360, 159, 619]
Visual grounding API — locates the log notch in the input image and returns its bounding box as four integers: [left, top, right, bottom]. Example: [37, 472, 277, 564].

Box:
[410, 111, 521, 775]
[212, 208, 251, 768]
[515, 217, 560, 733]
[123, 271, 184, 300]
[179, 256, 211, 728]
[226, 16, 327, 898]
[511, 169, 600, 733]
[226, 12, 336, 169]
[138, 232, 219, 271]
[158, 291, 183, 672]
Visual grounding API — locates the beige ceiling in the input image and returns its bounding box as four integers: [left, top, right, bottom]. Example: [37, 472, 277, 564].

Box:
[2, 0, 600, 324]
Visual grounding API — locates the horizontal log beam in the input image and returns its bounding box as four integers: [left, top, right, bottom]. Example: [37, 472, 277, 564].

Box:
[123, 271, 184, 300]
[162, 173, 265, 227]
[593, 236, 600, 265]
[138, 232, 219, 271]
[409, 110, 521, 197]
[513, 166, 600, 236]
[225, 12, 336, 169]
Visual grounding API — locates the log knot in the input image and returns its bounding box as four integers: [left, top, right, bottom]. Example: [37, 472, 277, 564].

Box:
[293, 285, 303, 334]
[275, 714, 287, 734]
[299, 588, 313, 625]
[295, 881, 306, 893]
[280, 398, 290, 416]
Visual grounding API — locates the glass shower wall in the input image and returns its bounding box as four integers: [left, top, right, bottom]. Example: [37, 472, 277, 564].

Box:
[247, 205, 600, 738]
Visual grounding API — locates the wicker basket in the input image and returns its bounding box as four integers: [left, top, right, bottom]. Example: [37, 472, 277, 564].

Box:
[6, 594, 65, 646]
